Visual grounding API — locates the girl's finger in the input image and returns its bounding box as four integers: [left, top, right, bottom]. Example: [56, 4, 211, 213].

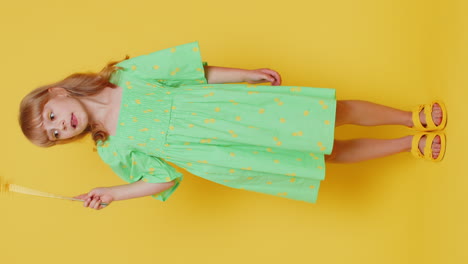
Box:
[261, 68, 276, 76]
[267, 71, 280, 85]
[93, 198, 102, 210]
[273, 77, 281, 86]
[89, 198, 98, 209]
[263, 74, 274, 83]
[261, 71, 275, 80]
[73, 194, 86, 200]
[273, 72, 281, 85]
[261, 69, 281, 85]
[267, 75, 277, 85]
[84, 197, 91, 207]
[94, 198, 101, 209]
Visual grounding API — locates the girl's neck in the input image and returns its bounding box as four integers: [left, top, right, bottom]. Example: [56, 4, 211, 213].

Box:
[81, 86, 122, 134]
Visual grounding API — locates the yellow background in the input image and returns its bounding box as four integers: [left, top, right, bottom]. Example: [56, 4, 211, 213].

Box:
[1, 0, 466, 263]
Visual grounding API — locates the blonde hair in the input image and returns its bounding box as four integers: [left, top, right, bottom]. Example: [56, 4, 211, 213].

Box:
[19, 56, 129, 148]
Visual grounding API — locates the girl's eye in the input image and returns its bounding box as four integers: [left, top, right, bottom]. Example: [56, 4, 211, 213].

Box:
[53, 130, 59, 139]
[49, 112, 55, 120]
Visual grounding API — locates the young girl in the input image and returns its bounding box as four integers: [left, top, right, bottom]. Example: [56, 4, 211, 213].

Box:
[19, 41, 447, 210]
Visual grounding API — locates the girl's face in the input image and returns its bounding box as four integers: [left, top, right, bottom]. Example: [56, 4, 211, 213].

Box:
[41, 90, 89, 141]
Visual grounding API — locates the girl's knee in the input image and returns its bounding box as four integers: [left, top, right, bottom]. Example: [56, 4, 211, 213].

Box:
[336, 100, 349, 112]
[325, 140, 339, 162]
[335, 100, 351, 127]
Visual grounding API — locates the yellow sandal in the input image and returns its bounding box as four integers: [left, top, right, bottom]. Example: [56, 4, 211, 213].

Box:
[411, 132, 446, 162]
[411, 100, 447, 131]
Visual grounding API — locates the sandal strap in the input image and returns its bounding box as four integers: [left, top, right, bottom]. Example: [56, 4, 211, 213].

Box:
[423, 133, 436, 160]
[412, 104, 426, 130]
[411, 132, 425, 158]
[435, 132, 446, 162]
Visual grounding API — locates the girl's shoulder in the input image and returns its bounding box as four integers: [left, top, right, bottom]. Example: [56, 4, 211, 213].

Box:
[95, 138, 134, 168]
[96, 137, 126, 158]
[110, 41, 207, 87]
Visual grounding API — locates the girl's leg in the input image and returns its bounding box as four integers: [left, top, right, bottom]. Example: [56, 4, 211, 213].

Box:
[335, 100, 442, 128]
[325, 135, 442, 163]
[327, 100, 443, 163]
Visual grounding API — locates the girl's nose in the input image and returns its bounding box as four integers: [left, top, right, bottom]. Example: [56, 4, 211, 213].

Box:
[61, 120, 66, 130]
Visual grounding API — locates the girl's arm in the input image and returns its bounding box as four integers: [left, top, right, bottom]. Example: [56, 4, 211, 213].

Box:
[109, 180, 174, 201]
[74, 180, 175, 210]
[204, 66, 282, 86]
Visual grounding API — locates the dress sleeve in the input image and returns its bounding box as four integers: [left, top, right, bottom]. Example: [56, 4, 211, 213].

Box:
[116, 41, 209, 87]
[97, 143, 183, 201]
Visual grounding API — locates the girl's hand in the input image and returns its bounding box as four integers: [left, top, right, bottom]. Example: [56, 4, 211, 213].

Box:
[245, 68, 282, 86]
[74, 187, 115, 210]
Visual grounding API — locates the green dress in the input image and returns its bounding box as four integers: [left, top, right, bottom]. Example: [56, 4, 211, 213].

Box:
[97, 41, 336, 203]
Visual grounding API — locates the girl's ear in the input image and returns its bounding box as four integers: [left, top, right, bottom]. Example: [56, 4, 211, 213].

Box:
[47, 87, 69, 96]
